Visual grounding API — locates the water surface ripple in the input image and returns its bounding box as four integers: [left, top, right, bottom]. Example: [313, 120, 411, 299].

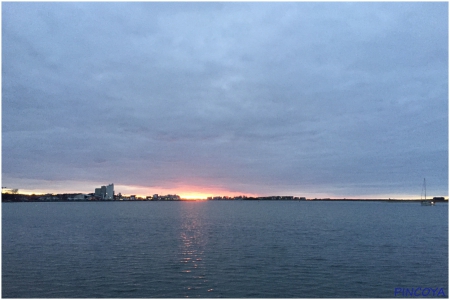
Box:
[2, 201, 448, 297]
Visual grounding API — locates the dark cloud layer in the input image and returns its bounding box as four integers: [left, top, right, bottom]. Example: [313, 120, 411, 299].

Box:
[2, 2, 448, 197]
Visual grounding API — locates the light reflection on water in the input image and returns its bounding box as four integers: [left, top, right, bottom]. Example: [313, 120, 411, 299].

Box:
[174, 202, 217, 297]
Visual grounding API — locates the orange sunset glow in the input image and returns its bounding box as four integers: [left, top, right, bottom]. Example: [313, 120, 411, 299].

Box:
[116, 185, 259, 200]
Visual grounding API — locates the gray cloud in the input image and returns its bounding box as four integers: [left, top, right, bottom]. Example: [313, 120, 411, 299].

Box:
[2, 2, 448, 197]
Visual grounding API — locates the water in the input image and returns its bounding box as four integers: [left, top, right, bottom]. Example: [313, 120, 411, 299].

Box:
[2, 201, 448, 298]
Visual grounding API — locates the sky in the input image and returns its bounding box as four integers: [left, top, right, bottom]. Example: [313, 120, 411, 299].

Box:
[2, 2, 448, 199]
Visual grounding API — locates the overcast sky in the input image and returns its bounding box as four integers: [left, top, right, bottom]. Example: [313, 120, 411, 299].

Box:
[2, 2, 448, 198]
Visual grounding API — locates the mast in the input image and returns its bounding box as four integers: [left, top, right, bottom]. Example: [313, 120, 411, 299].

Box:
[424, 178, 426, 201]
[421, 178, 427, 201]
[422, 178, 426, 201]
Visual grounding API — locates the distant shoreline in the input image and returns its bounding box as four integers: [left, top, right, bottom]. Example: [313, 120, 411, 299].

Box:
[2, 193, 448, 203]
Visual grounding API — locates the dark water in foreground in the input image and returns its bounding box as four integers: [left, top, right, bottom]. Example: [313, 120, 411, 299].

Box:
[2, 201, 448, 298]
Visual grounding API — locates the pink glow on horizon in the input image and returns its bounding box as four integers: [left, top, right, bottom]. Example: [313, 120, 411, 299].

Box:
[114, 184, 259, 199]
[3, 179, 429, 200]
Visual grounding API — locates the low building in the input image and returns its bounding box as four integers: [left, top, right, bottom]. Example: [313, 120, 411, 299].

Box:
[433, 197, 446, 201]
[38, 194, 60, 201]
[68, 194, 90, 201]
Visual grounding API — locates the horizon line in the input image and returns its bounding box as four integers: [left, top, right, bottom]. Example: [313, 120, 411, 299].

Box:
[2, 190, 448, 202]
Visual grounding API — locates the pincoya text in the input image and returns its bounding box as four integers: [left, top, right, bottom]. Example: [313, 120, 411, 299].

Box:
[394, 287, 446, 297]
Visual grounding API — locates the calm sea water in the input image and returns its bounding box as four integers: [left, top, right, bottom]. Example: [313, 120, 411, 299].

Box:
[2, 201, 448, 298]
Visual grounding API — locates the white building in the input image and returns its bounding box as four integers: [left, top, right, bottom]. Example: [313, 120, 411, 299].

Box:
[105, 183, 114, 200]
[95, 183, 115, 200]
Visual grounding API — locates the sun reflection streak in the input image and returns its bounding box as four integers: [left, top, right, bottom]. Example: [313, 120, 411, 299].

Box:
[177, 203, 213, 296]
